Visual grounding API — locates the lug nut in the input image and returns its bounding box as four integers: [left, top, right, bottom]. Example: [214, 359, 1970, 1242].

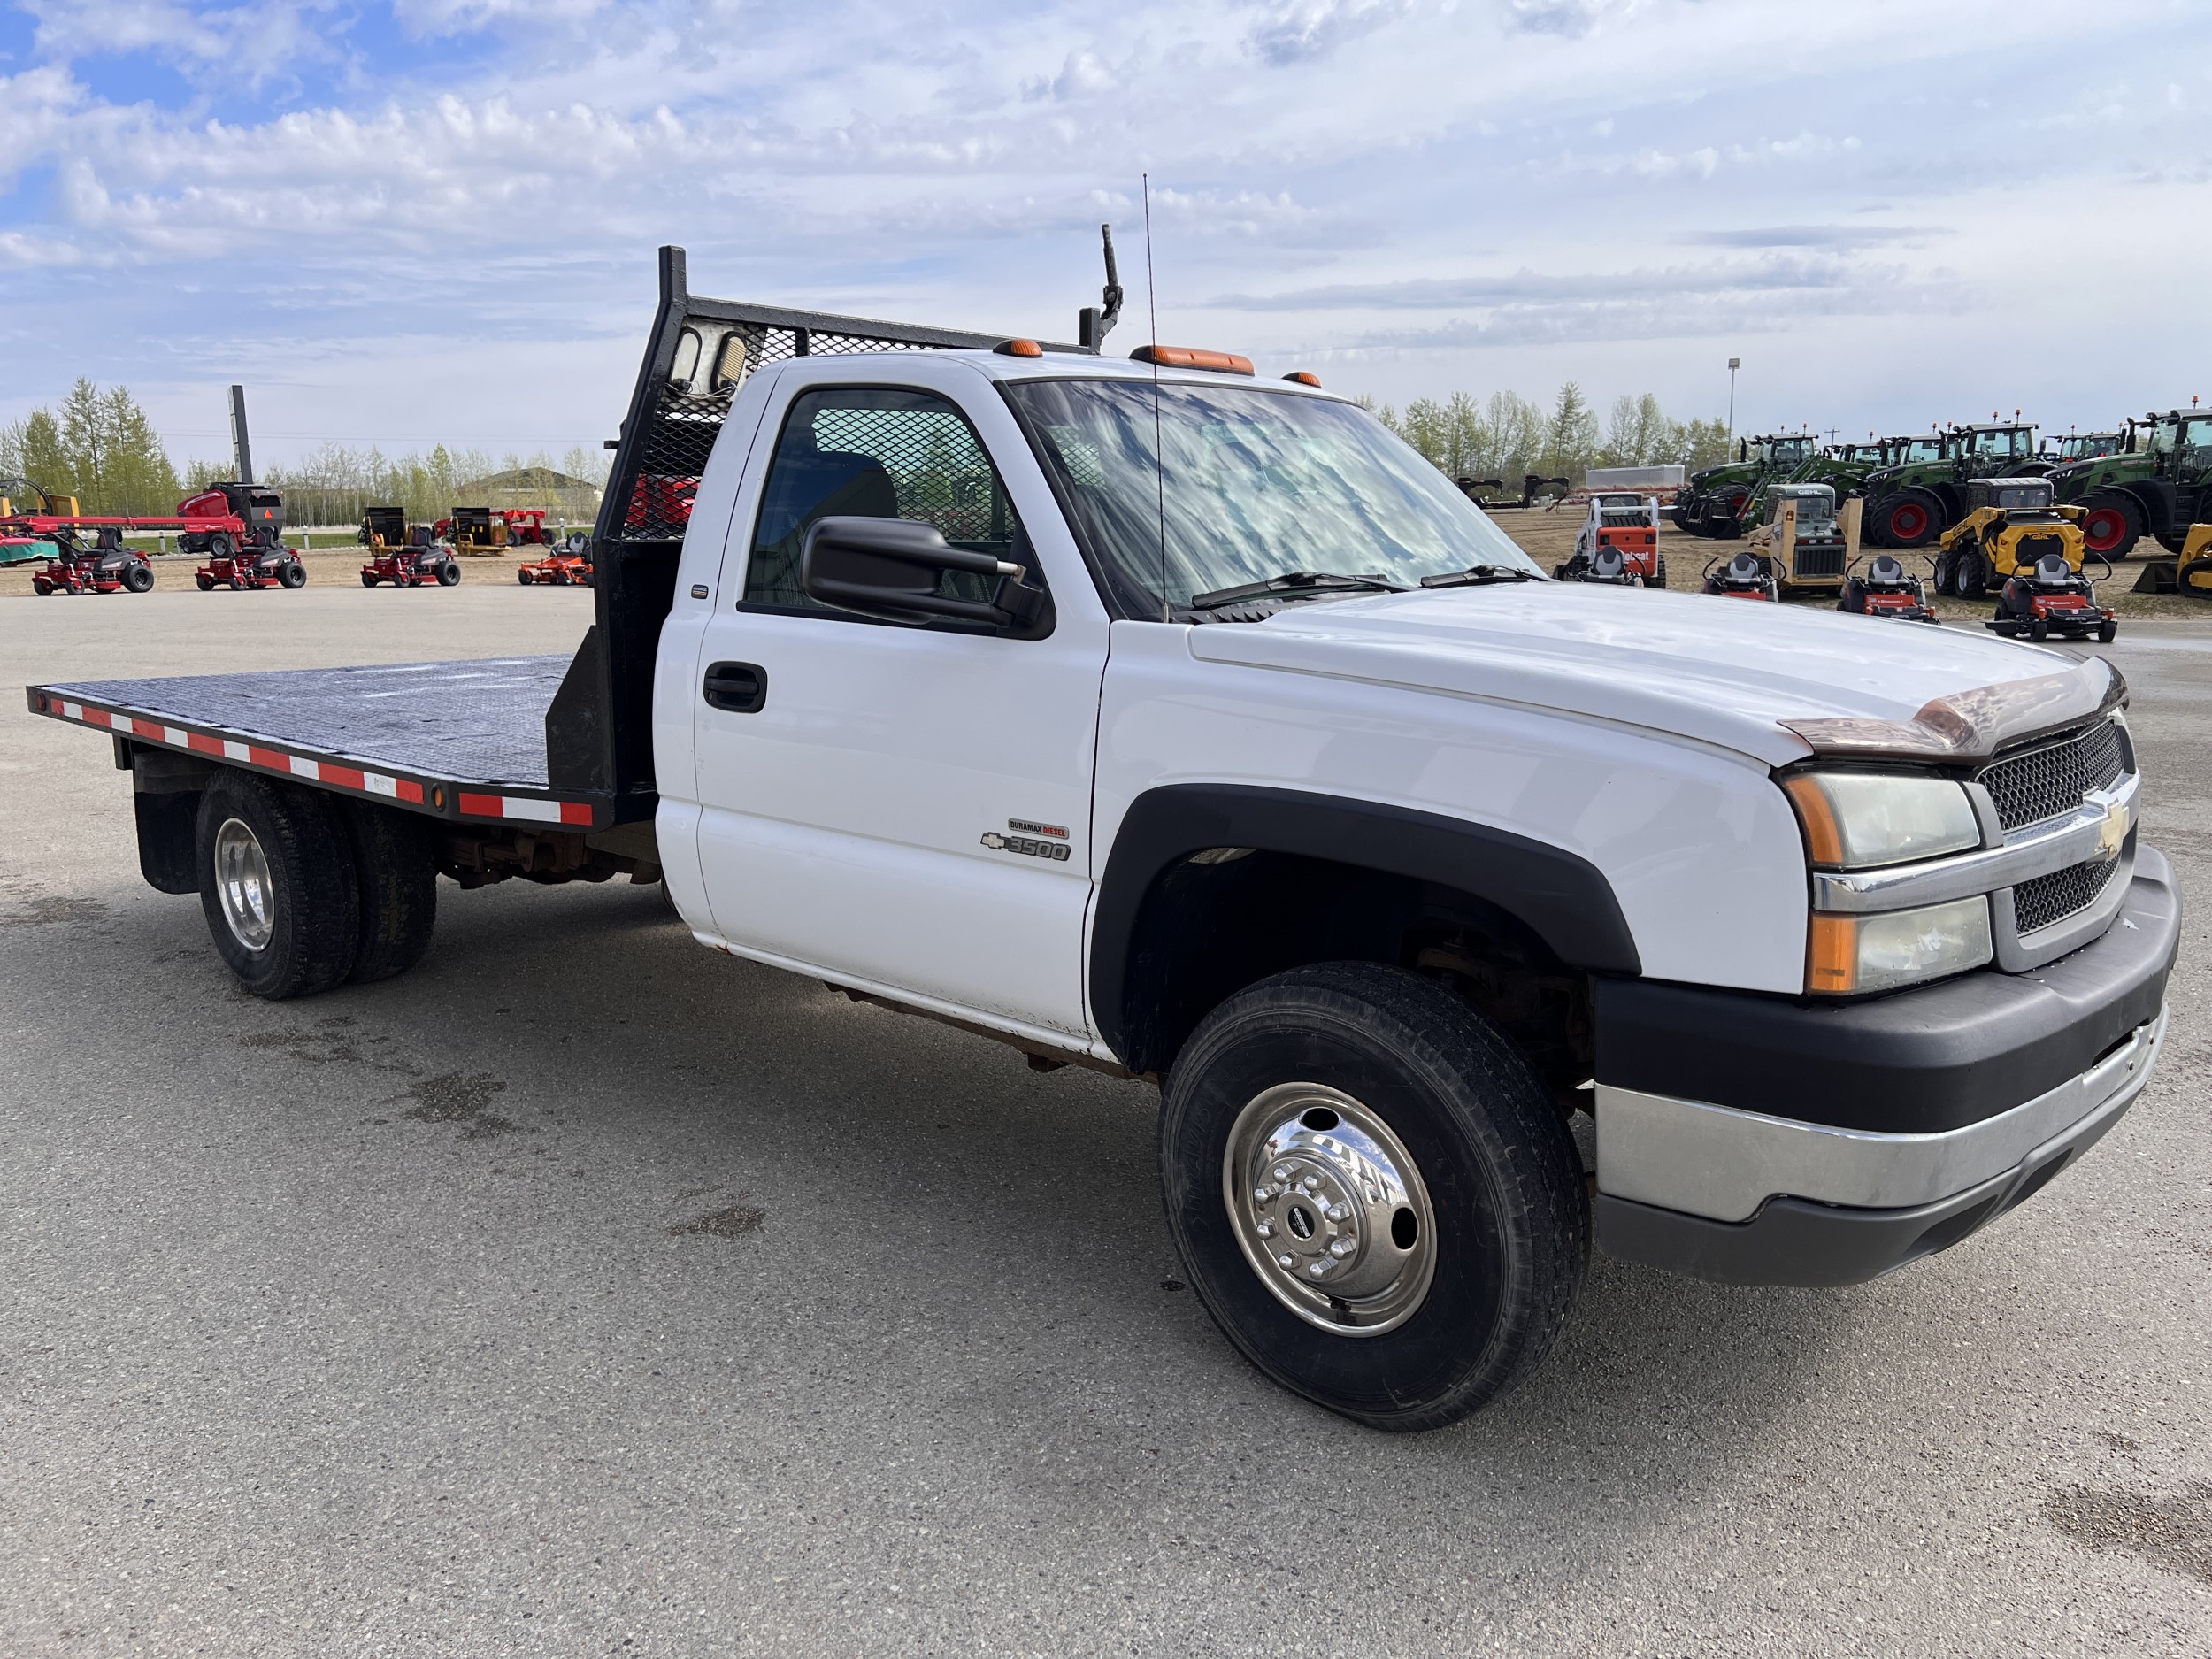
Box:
[1278, 1253, 1295, 1270]
[1308, 1262, 1331, 1278]
[1255, 1221, 1274, 1239]
[1254, 1184, 1275, 1203]
[1271, 1165, 1291, 1182]
[1329, 1238, 1355, 1257]
[1326, 1204, 1349, 1223]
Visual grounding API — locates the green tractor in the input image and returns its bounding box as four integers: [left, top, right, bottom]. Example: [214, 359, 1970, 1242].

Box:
[2047, 406, 2212, 562]
[2043, 430, 2124, 467]
[1732, 436, 1901, 536]
[1673, 432, 1817, 538]
[1863, 421, 2043, 551]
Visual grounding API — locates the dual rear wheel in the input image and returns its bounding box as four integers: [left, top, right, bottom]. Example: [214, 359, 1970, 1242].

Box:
[196, 771, 436, 997]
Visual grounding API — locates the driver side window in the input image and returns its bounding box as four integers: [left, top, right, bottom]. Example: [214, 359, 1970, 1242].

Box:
[743, 386, 1023, 612]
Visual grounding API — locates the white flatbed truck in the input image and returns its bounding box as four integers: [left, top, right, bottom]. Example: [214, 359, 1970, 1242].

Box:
[27, 249, 2177, 1429]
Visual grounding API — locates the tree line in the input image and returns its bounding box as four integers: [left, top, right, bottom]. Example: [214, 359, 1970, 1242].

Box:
[0, 380, 182, 515]
[1371, 384, 1732, 486]
[1, 377, 609, 526]
[187, 443, 611, 529]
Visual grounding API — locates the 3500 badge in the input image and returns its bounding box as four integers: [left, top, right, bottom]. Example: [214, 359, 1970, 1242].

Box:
[981, 819, 1072, 862]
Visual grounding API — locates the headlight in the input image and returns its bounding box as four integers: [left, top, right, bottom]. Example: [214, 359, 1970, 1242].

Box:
[1808, 898, 1993, 995]
[1782, 771, 1981, 869]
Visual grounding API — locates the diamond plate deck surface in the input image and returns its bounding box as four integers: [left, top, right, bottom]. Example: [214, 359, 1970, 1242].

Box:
[46, 656, 570, 788]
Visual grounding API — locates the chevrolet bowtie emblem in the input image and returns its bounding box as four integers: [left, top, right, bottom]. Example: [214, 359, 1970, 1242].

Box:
[2096, 799, 2129, 861]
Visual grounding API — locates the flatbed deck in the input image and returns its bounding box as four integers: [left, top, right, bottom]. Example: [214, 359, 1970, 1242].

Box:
[27, 657, 603, 829]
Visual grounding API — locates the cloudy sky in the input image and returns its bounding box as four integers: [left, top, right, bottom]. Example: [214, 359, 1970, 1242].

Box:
[3, 0, 2208, 472]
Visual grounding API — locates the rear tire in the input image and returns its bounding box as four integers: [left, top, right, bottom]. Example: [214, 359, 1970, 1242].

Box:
[335, 799, 437, 983]
[436, 560, 461, 587]
[278, 557, 307, 589]
[121, 560, 154, 593]
[2078, 493, 2143, 561]
[196, 573, 215, 591]
[195, 771, 361, 999]
[1870, 490, 1943, 549]
[1159, 962, 1586, 1432]
[360, 571, 378, 588]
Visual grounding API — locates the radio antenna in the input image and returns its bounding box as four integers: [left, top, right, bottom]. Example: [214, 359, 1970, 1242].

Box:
[1144, 175, 1167, 622]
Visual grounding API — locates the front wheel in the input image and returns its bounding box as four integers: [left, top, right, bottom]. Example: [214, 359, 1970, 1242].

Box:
[1160, 962, 1586, 1432]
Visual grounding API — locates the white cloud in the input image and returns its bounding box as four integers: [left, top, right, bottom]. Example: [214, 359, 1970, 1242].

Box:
[2, 0, 2208, 454]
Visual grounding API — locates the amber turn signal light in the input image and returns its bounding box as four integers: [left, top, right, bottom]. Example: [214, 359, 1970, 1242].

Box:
[994, 338, 1044, 357]
[1282, 371, 1322, 388]
[1132, 344, 1256, 376]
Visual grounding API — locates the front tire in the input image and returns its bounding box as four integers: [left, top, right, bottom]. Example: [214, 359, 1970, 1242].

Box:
[1159, 962, 1586, 1432]
[195, 771, 361, 998]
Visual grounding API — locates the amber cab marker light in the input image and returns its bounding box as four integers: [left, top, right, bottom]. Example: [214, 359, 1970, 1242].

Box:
[1283, 371, 1323, 388]
[994, 338, 1044, 358]
[1132, 344, 1256, 376]
[1806, 913, 1858, 995]
[1780, 773, 1845, 866]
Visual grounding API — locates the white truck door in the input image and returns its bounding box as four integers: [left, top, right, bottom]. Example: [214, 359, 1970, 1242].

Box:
[690, 361, 1107, 1041]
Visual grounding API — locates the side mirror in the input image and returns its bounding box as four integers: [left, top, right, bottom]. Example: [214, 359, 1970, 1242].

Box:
[799, 516, 1046, 629]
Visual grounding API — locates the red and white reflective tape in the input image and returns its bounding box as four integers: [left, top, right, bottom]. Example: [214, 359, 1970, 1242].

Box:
[457, 791, 593, 826]
[38, 695, 591, 826]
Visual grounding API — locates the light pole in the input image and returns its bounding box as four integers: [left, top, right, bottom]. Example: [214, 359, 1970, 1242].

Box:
[1726, 357, 1740, 440]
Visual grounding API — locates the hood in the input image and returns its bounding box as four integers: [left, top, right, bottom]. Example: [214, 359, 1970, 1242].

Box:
[1184, 583, 2117, 767]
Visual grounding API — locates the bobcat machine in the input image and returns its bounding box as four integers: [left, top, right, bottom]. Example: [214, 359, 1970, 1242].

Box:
[1554, 493, 1663, 586]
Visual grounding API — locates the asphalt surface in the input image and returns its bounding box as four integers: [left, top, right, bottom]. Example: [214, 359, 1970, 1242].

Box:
[3, 587, 2208, 1657]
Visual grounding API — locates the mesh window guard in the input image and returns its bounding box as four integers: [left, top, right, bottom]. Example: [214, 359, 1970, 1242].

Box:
[744, 388, 1020, 611]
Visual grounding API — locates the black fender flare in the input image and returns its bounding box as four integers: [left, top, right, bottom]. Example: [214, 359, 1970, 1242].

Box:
[1089, 784, 1641, 1064]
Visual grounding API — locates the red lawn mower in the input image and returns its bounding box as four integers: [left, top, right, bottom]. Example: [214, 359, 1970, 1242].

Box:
[1701, 549, 1779, 602]
[517, 533, 595, 587]
[358, 506, 462, 588]
[1986, 551, 2117, 643]
[30, 529, 155, 596]
[1838, 553, 1939, 624]
[197, 544, 306, 590]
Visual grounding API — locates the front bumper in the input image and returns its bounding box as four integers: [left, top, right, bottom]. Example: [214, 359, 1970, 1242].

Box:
[1593, 848, 2180, 1286]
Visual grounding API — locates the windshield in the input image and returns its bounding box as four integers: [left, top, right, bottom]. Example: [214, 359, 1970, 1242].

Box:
[1974, 428, 2030, 457]
[1004, 379, 1540, 613]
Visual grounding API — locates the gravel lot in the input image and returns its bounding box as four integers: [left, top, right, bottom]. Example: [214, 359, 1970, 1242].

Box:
[1, 583, 2207, 1657]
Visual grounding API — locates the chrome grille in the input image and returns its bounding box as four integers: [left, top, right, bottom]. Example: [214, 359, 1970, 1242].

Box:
[2012, 856, 2120, 934]
[1978, 721, 2125, 832]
